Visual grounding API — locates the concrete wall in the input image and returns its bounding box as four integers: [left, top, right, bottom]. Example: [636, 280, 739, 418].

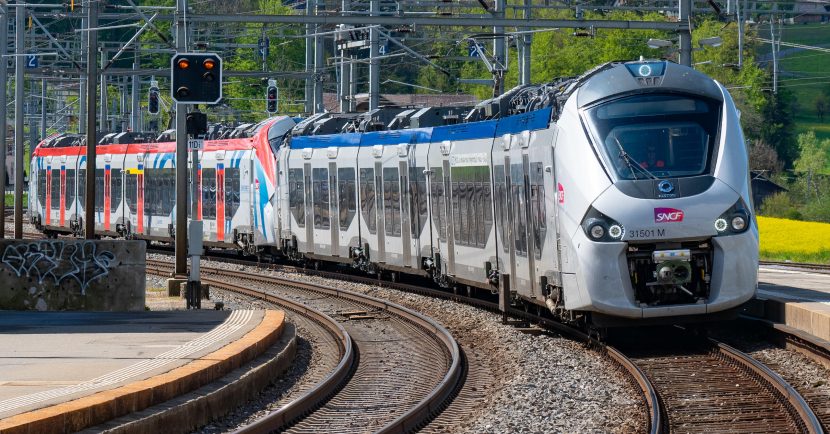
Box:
[0, 240, 146, 311]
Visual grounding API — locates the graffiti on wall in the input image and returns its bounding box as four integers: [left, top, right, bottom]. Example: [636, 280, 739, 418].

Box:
[2, 241, 116, 294]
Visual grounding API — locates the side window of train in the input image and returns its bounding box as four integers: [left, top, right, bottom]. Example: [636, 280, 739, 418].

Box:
[338, 168, 356, 230]
[450, 165, 493, 248]
[95, 169, 105, 212]
[50, 169, 60, 210]
[111, 169, 122, 213]
[312, 168, 330, 230]
[493, 165, 508, 253]
[510, 163, 528, 256]
[530, 162, 546, 259]
[429, 167, 446, 240]
[125, 171, 138, 213]
[202, 168, 217, 219]
[66, 169, 76, 209]
[383, 167, 401, 237]
[409, 167, 427, 238]
[225, 168, 241, 221]
[37, 170, 46, 208]
[359, 168, 376, 234]
[288, 168, 305, 227]
[78, 170, 86, 209]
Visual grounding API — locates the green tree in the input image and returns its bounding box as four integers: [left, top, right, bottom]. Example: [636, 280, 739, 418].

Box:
[794, 130, 830, 199]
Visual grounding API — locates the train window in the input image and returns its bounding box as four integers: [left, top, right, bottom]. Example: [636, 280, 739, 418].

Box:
[430, 167, 446, 241]
[359, 168, 376, 234]
[225, 168, 241, 222]
[50, 169, 60, 210]
[95, 169, 105, 212]
[111, 169, 122, 213]
[383, 167, 400, 237]
[37, 170, 46, 209]
[338, 168, 356, 230]
[78, 170, 86, 210]
[66, 170, 76, 210]
[493, 165, 508, 253]
[586, 94, 720, 180]
[530, 162, 546, 259]
[202, 168, 217, 219]
[409, 167, 427, 238]
[144, 169, 176, 216]
[510, 163, 527, 256]
[125, 171, 137, 214]
[288, 168, 305, 227]
[450, 166, 493, 248]
[312, 168, 330, 230]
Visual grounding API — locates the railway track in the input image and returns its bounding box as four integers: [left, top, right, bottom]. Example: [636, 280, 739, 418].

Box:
[147, 259, 462, 434]
[615, 328, 823, 434]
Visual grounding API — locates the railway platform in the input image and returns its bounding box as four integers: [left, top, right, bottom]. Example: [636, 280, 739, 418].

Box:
[757, 265, 830, 342]
[0, 309, 294, 434]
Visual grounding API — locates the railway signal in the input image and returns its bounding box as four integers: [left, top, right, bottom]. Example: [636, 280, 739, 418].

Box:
[170, 53, 223, 105]
[266, 79, 278, 114]
[148, 81, 160, 115]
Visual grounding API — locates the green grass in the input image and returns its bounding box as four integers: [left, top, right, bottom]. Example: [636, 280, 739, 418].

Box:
[4, 193, 26, 207]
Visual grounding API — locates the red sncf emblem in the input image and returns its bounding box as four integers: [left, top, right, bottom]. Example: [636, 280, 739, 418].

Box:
[654, 207, 684, 223]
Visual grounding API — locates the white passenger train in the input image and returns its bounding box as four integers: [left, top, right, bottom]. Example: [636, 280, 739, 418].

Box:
[31, 60, 758, 325]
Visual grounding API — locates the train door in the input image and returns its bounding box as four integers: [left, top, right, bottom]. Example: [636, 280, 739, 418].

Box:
[122, 147, 147, 238]
[328, 159, 339, 257]
[144, 150, 175, 239]
[380, 145, 405, 268]
[528, 127, 561, 296]
[284, 148, 309, 253]
[335, 148, 360, 259]
[108, 152, 127, 236]
[310, 151, 332, 256]
[410, 141, 432, 270]
[508, 136, 535, 298]
[355, 145, 380, 268]
[200, 150, 220, 242]
[426, 139, 452, 280]
[491, 135, 510, 293]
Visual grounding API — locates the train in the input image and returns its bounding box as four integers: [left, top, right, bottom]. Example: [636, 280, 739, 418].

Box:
[29, 60, 759, 326]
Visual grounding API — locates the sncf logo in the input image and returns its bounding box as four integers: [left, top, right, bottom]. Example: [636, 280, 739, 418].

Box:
[654, 207, 684, 223]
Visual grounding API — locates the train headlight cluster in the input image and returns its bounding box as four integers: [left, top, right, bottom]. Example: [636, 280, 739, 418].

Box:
[582, 207, 625, 242]
[714, 199, 751, 235]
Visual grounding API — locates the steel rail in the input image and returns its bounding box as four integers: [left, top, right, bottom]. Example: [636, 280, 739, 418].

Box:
[145, 262, 356, 433]
[147, 259, 462, 434]
[714, 339, 824, 434]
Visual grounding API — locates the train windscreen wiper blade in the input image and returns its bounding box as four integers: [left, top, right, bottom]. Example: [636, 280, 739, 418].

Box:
[613, 137, 659, 181]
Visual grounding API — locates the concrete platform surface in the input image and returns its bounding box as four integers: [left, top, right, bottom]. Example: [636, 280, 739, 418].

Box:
[758, 266, 830, 342]
[0, 309, 283, 429]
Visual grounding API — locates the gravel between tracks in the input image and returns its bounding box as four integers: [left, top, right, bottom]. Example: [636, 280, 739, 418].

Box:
[147, 256, 644, 434]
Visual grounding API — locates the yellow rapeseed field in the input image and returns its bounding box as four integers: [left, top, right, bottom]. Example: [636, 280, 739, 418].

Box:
[757, 216, 830, 263]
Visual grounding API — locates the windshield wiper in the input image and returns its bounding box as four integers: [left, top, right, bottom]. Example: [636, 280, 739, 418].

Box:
[613, 137, 659, 181]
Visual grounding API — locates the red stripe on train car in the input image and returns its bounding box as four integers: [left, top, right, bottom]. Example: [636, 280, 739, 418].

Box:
[217, 164, 225, 242]
[33, 139, 254, 158]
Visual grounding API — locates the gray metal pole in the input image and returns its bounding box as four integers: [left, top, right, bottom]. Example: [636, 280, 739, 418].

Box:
[314, 0, 324, 113]
[79, 8, 87, 135]
[131, 57, 140, 130]
[339, 1, 350, 112]
[494, 0, 506, 95]
[737, 0, 744, 68]
[771, 16, 778, 94]
[349, 55, 356, 112]
[0, 4, 7, 237]
[40, 79, 46, 139]
[100, 51, 108, 132]
[304, 0, 313, 113]
[678, 0, 692, 66]
[14, 6, 25, 239]
[521, 0, 531, 85]
[175, 0, 188, 277]
[85, 0, 98, 239]
[369, 0, 379, 110]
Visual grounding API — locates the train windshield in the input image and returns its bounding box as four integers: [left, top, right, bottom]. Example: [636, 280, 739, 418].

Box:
[585, 94, 720, 180]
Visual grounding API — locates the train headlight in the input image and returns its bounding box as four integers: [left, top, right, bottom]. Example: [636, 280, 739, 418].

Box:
[608, 224, 624, 240]
[581, 207, 625, 242]
[589, 223, 606, 240]
[731, 215, 747, 231]
[714, 198, 751, 236]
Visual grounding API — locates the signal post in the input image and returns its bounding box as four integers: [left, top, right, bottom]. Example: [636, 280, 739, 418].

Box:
[170, 52, 222, 308]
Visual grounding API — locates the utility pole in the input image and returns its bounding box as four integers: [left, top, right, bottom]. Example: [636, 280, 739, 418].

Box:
[314, 0, 324, 113]
[0, 3, 8, 237]
[737, 0, 744, 68]
[84, 0, 98, 239]
[304, 0, 313, 113]
[131, 53, 140, 130]
[678, 0, 692, 66]
[521, 0, 531, 85]
[369, 0, 379, 110]
[79, 7, 87, 134]
[40, 79, 46, 140]
[174, 0, 188, 278]
[100, 50, 108, 132]
[494, 0, 506, 96]
[771, 15, 779, 94]
[14, 5, 25, 239]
